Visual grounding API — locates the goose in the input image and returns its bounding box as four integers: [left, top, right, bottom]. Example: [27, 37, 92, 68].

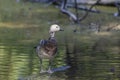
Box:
[36, 24, 63, 73]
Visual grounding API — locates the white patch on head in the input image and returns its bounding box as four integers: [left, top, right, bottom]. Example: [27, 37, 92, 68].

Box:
[49, 24, 61, 32]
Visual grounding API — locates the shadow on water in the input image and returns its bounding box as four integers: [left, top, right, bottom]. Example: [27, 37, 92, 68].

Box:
[19, 72, 68, 80]
[64, 31, 120, 80]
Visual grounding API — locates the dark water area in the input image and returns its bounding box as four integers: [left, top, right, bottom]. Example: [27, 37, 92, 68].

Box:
[0, 38, 120, 80]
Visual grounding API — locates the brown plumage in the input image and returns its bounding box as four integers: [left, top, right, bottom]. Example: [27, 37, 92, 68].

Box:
[37, 38, 57, 59]
[44, 40, 57, 56]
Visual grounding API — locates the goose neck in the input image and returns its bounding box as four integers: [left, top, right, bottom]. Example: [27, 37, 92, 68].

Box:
[50, 32, 55, 38]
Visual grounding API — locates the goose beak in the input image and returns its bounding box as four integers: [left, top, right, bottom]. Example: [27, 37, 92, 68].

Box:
[60, 28, 64, 31]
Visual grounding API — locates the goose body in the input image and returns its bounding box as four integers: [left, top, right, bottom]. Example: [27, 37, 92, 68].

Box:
[37, 38, 57, 59]
[36, 24, 63, 73]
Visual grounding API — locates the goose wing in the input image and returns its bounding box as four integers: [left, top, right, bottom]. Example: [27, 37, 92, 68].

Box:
[36, 39, 57, 57]
[43, 39, 57, 56]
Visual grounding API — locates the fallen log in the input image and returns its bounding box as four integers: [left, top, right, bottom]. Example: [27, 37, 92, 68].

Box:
[60, 0, 78, 23]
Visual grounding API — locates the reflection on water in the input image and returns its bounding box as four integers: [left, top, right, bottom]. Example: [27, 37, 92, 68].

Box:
[0, 43, 67, 80]
[0, 40, 120, 80]
[0, 44, 39, 80]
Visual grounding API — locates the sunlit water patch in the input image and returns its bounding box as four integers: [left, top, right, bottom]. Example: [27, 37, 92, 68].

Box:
[0, 43, 67, 80]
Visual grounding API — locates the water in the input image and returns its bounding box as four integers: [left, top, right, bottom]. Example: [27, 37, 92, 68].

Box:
[0, 38, 120, 80]
[0, 43, 37, 80]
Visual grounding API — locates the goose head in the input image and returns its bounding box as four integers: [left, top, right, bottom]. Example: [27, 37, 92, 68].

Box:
[49, 24, 63, 32]
[49, 24, 63, 38]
